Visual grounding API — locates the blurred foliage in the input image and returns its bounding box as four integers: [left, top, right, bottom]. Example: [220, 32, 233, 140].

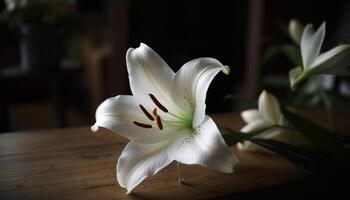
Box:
[0, 0, 78, 29]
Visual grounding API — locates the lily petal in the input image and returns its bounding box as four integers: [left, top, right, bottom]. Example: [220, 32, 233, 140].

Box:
[93, 95, 174, 144]
[238, 128, 289, 152]
[126, 43, 175, 110]
[258, 90, 283, 124]
[310, 44, 350, 74]
[170, 117, 238, 173]
[240, 119, 272, 133]
[301, 22, 325, 68]
[172, 58, 229, 127]
[289, 19, 304, 44]
[117, 141, 173, 194]
[239, 111, 279, 152]
[241, 109, 261, 123]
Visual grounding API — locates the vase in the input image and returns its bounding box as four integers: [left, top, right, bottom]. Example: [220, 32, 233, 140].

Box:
[20, 24, 63, 72]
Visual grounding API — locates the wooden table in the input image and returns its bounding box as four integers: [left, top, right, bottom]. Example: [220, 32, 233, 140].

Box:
[0, 113, 307, 200]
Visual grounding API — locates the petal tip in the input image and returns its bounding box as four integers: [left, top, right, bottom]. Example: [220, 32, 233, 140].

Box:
[259, 90, 274, 101]
[260, 90, 269, 98]
[222, 65, 230, 75]
[289, 19, 303, 44]
[126, 47, 135, 57]
[139, 43, 152, 52]
[237, 142, 256, 152]
[91, 124, 99, 132]
[237, 142, 245, 150]
[140, 42, 148, 48]
[318, 21, 326, 36]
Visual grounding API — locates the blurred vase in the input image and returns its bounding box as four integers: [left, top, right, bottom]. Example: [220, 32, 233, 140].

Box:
[20, 24, 63, 71]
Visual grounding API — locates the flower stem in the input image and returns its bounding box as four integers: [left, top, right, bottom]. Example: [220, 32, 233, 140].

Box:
[316, 76, 334, 131]
[177, 161, 184, 184]
[319, 89, 334, 131]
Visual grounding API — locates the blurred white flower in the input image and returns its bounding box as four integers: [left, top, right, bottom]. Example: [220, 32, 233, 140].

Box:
[4, 0, 16, 11]
[340, 81, 350, 97]
[289, 22, 350, 89]
[92, 43, 238, 193]
[238, 91, 298, 152]
[4, 0, 30, 11]
[303, 75, 335, 93]
[289, 19, 304, 44]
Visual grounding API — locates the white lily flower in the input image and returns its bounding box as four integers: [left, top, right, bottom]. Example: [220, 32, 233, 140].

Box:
[92, 43, 238, 193]
[289, 22, 350, 89]
[238, 91, 297, 152]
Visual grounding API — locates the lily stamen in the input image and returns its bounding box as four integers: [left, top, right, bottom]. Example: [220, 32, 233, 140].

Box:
[156, 115, 163, 130]
[139, 104, 155, 121]
[152, 108, 158, 117]
[133, 121, 152, 129]
[149, 93, 168, 113]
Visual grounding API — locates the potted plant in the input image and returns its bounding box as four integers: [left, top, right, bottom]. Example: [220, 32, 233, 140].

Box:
[1, 0, 76, 71]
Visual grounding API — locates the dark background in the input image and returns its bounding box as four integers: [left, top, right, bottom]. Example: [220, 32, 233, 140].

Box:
[0, 0, 349, 132]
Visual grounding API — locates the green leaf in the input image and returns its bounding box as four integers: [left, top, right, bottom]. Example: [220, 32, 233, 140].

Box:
[220, 128, 244, 146]
[250, 138, 345, 177]
[262, 75, 290, 87]
[221, 125, 282, 146]
[259, 45, 283, 67]
[281, 45, 302, 66]
[258, 44, 301, 68]
[282, 109, 347, 161]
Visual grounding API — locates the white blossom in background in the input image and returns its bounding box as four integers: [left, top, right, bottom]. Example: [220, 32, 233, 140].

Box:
[4, 0, 16, 11]
[238, 91, 300, 152]
[92, 43, 238, 193]
[4, 0, 29, 10]
[289, 21, 350, 89]
[340, 81, 350, 97]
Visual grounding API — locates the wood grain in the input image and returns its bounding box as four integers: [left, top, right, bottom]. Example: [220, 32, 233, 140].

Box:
[0, 113, 304, 200]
